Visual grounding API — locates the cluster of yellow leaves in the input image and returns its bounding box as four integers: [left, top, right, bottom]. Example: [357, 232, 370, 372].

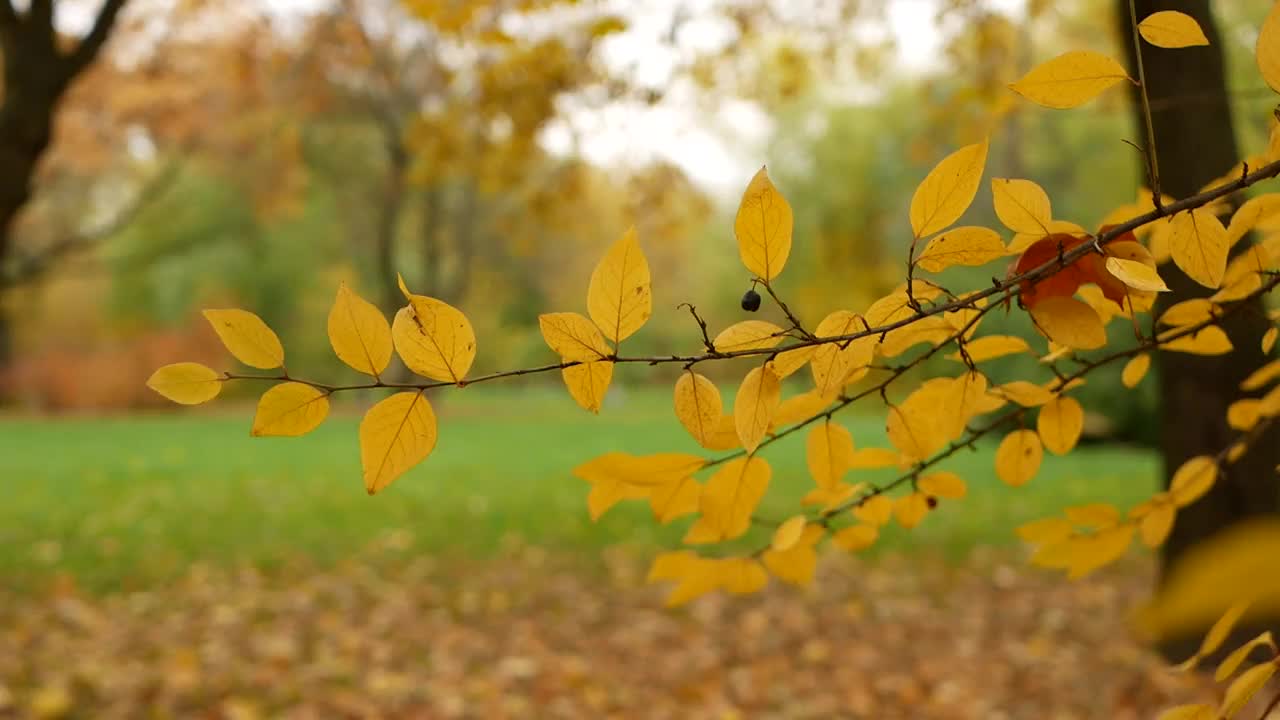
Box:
[1015, 455, 1217, 579]
[538, 227, 651, 412]
[1149, 521, 1280, 720]
[149, 278, 478, 495]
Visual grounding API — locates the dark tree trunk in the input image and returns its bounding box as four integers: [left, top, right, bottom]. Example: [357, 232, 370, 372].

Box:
[1117, 0, 1280, 660]
[0, 0, 128, 378]
[375, 141, 407, 317]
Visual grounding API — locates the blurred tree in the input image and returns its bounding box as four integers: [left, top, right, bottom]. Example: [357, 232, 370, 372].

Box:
[0, 0, 128, 371]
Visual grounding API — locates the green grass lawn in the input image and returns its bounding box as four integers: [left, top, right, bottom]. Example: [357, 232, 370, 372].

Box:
[0, 384, 1159, 593]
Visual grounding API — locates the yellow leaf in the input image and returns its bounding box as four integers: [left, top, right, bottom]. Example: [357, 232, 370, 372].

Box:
[1064, 503, 1120, 528]
[702, 414, 743, 451]
[801, 481, 860, 510]
[853, 495, 894, 527]
[949, 335, 1031, 363]
[587, 227, 652, 345]
[1169, 209, 1228, 289]
[773, 390, 829, 429]
[945, 371, 991, 439]
[768, 345, 817, 379]
[735, 167, 793, 281]
[1122, 354, 1150, 389]
[734, 365, 781, 454]
[649, 476, 702, 524]
[1037, 396, 1084, 455]
[832, 524, 879, 551]
[1030, 536, 1084, 569]
[587, 477, 648, 521]
[712, 320, 786, 353]
[328, 283, 392, 377]
[573, 451, 707, 488]
[393, 276, 477, 382]
[1211, 254, 1270, 304]
[1264, 327, 1278, 354]
[1259, 0, 1280, 94]
[661, 566, 720, 608]
[1078, 284, 1126, 325]
[810, 310, 873, 398]
[251, 382, 329, 437]
[146, 362, 222, 405]
[992, 178, 1052, 234]
[1242, 359, 1280, 392]
[1008, 51, 1131, 109]
[763, 527, 822, 586]
[995, 381, 1054, 407]
[360, 391, 437, 494]
[203, 309, 285, 369]
[562, 360, 613, 413]
[849, 447, 901, 469]
[1104, 257, 1170, 292]
[866, 289, 955, 357]
[1195, 600, 1255, 665]
[1228, 399, 1262, 431]
[1161, 326, 1233, 356]
[1170, 456, 1217, 508]
[1029, 296, 1106, 350]
[1159, 298, 1218, 327]
[538, 312, 610, 361]
[673, 371, 723, 448]
[696, 456, 770, 543]
[719, 557, 770, 595]
[915, 226, 1006, 272]
[909, 139, 989, 239]
[894, 492, 931, 529]
[972, 391, 1008, 415]
[886, 380, 954, 461]
[806, 420, 855, 489]
[647, 550, 697, 583]
[995, 429, 1043, 487]
[1216, 631, 1276, 682]
[1141, 504, 1175, 548]
[1155, 705, 1216, 720]
[1016, 517, 1074, 544]
[1227, 194, 1280, 247]
[771, 515, 808, 552]
[1067, 524, 1134, 579]
[1138, 11, 1209, 48]
[918, 471, 966, 499]
[1220, 663, 1276, 719]
[647, 551, 717, 607]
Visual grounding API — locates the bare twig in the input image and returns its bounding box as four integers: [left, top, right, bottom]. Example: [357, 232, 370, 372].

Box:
[761, 280, 814, 339]
[1128, 0, 1163, 208]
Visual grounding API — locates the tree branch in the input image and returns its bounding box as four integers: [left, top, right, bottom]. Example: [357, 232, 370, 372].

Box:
[0, 161, 181, 289]
[64, 0, 129, 77]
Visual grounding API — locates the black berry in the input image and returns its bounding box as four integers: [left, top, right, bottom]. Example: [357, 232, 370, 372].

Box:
[926, 496, 939, 509]
[740, 289, 762, 312]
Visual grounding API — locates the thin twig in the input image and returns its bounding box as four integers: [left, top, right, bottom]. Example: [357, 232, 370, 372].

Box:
[761, 280, 814, 339]
[1128, 0, 1163, 208]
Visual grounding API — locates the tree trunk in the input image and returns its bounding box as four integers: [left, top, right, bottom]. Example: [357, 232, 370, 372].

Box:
[1118, 0, 1280, 660]
[375, 142, 407, 317]
[0, 0, 129, 381]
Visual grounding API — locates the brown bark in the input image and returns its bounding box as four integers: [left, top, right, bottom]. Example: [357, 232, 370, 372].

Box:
[1118, 0, 1280, 660]
[0, 0, 129, 373]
